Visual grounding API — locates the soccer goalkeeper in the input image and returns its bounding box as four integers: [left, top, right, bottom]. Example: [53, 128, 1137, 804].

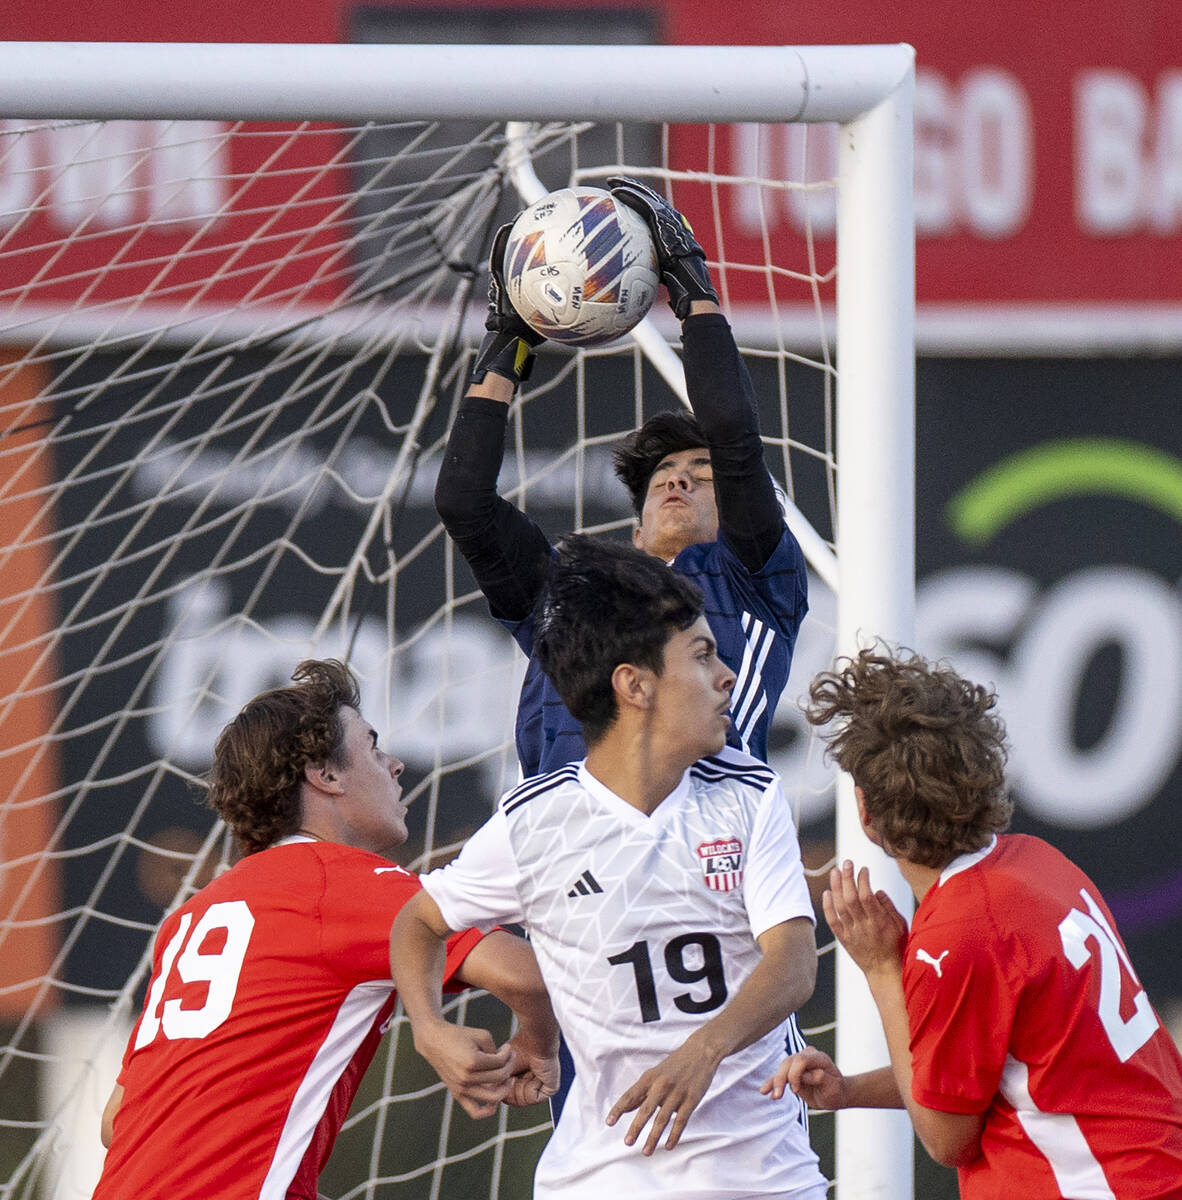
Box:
[434, 177, 808, 780]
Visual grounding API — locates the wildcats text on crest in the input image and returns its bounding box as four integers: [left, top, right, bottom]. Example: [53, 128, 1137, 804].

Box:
[697, 837, 744, 892]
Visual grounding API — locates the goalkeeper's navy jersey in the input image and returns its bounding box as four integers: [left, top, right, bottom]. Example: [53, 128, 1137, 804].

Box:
[501, 524, 807, 777]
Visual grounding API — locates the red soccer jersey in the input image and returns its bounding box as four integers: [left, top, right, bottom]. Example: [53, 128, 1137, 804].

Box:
[905, 834, 1182, 1199]
[93, 840, 484, 1200]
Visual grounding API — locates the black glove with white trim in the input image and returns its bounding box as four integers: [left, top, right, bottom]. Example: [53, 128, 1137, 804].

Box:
[607, 176, 719, 320]
[469, 221, 545, 387]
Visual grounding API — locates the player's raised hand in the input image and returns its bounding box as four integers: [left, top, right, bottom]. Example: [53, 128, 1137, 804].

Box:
[606, 176, 719, 319]
[605, 1036, 718, 1155]
[469, 221, 544, 388]
[412, 1021, 515, 1119]
[484, 223, 542, 340]
[761, 1046, 848, 1110]
[823, 860, 909, 979]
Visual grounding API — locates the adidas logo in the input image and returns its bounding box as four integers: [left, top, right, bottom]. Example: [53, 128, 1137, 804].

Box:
[567, 870, 604, 898]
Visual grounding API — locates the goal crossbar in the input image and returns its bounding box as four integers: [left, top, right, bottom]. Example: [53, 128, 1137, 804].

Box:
[0, 42, 913, 124]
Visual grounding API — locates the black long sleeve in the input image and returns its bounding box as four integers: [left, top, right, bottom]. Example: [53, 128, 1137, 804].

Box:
[433, 396, 552, 622]
[681, 313, 785, 573]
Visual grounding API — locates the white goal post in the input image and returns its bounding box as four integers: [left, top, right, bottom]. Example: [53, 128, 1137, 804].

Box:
[0, 41, 915, 1200]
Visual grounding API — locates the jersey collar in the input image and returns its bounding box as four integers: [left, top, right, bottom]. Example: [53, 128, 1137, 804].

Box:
[577, 760, 692, 825]
[937, 834, 999, 886]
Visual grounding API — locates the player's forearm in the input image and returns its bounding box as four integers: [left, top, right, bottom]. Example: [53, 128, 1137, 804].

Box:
[389, 902, 452, 1033]
[863, 968, 917, 1112]
[433, 394, 552, 619]
[434, 395, 511, 530]
[508, 988, 560, 1060]
[464, 931, 560, 1057]
[840, 1065, 905, 1109]
[681, 313, 759, 441]
[866, 968, 985, 1165]
[691, 941, 814, 1067]
[466, 372, 516, 405]
[100, 1083, 124, 1147]
[863, 963, 981, 1165]
[681, 313, 785, 570]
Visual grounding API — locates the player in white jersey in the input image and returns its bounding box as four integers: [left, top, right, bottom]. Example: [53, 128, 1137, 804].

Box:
[391, 537, 828, 1199]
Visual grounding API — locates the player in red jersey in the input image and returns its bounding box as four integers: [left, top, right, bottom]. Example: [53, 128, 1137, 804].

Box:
[763, 646, 1182, 1199]
[93, 659, 558, 1200]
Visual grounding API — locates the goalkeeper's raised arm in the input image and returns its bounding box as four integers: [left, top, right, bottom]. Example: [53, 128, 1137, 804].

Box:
[607, 175, 789, 580]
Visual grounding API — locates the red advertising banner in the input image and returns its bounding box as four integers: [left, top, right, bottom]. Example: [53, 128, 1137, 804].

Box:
[2, 1, 1180, 328]
[669, 0, 1182, 307]
[0, 120, 350, 310]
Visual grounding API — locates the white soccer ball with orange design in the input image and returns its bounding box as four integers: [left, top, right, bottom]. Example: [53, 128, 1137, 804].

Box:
[503, 186, 659, 347]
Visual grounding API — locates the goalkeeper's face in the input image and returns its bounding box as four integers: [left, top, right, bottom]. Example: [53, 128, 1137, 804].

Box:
[633, 447, 718, 562]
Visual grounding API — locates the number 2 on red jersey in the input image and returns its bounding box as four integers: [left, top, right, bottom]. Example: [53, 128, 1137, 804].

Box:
[134, 900, 256, 1049]
[1058, 887, 1158, 1063]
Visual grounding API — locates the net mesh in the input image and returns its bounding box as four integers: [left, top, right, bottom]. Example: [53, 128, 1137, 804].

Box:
[0, 115, 842, 1199]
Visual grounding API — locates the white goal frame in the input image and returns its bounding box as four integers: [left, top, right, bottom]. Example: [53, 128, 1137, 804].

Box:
[0, 41, 916, 1200]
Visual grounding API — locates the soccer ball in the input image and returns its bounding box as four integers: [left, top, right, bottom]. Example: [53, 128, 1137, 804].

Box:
[502, 186, 659, 347]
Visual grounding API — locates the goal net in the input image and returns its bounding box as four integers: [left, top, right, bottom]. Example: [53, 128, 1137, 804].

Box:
[0, 42, 913, 1200]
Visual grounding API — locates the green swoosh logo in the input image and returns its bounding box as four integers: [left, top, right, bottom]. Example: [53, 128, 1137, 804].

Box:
[947, 438, 1182, 546]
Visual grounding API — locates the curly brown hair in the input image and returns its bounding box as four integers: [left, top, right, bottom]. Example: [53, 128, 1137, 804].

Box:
[206, 659, 361, 855]
[804, 645, 1012, 869]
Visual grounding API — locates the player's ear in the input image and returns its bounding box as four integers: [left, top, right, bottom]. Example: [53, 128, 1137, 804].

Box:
[631, 522, 644, 550]
[854, 786, 872, 829]
[611, 662, 653, 711]
[304, 761, 343, 795]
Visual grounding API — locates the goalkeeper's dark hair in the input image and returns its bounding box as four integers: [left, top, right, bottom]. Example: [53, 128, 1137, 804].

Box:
[533, 535, 703, 745]
[613, 408, 708, 517]
[206, 659, 361, 855]
[804, 645, 1012, 869]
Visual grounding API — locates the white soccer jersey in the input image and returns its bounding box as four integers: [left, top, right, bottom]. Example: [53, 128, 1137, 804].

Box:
[423, 747, 825, 1199]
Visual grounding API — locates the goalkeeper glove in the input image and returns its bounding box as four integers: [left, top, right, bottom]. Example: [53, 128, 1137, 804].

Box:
[607, 176, 719, 320]
[469, 221, 545, 387]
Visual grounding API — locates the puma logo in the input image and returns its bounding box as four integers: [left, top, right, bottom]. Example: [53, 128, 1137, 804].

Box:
[374, 866, 412, 877]
[916, 948, 950, 977]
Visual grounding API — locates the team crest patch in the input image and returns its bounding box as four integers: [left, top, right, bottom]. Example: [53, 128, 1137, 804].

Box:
[696, 837, 743, 892]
